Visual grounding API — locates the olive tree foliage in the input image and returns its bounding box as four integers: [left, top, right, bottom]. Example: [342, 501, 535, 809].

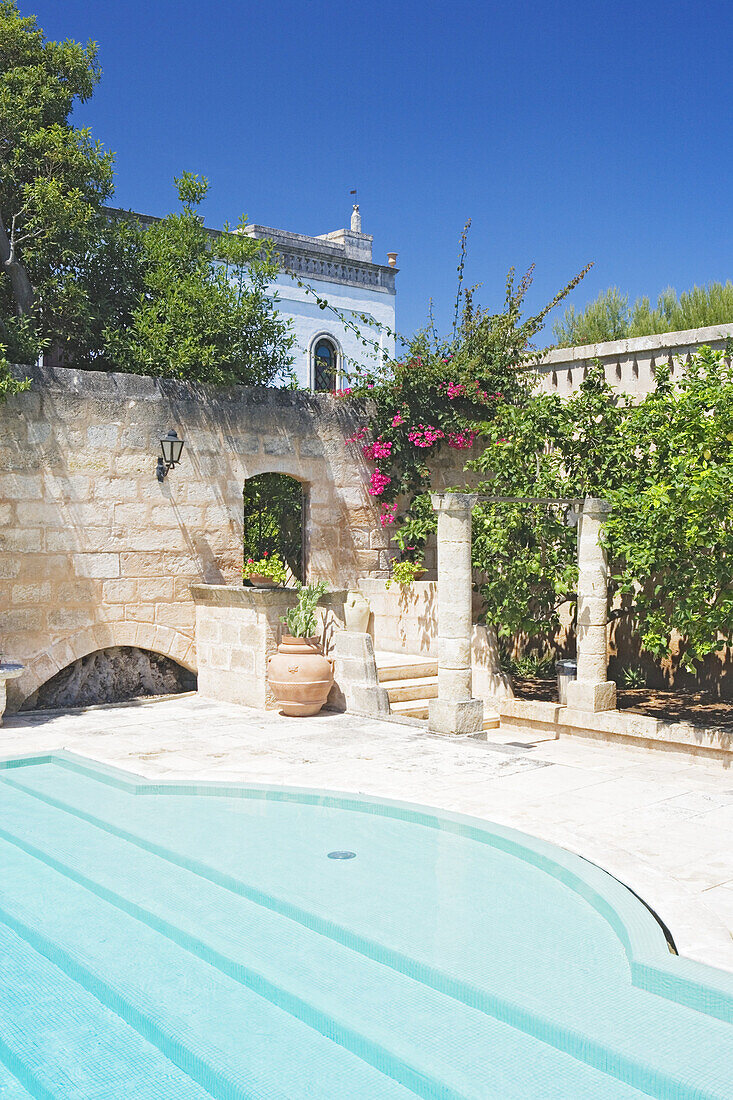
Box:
[106, 174, 295, 386]
[0, 0, 114, 366]
[0, 3, 294, 386]
[469, 346, 733, 669]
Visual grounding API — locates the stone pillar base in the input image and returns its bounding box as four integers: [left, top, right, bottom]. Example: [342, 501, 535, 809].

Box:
[565, 679, 617, 713]
[0, 663, 24, 726]
[331, 631, 390, 717]
[429, 697, 484, 736]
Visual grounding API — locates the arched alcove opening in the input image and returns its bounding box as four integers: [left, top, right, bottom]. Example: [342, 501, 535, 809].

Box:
[20, 646, 197, 711]
[243, 472, 306, 583]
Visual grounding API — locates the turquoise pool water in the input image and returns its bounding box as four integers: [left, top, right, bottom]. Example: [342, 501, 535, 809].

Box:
[0, 752, 731, 1099]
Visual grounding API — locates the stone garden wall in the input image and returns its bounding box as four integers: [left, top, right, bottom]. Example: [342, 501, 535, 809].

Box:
[535, 322, 733, 399]
[0, 365, 388, 710]
[0, 365, 471, 712]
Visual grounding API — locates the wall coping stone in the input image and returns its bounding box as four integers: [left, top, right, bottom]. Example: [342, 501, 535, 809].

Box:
[537, 321, 733, 368]
[499, 697, 731, 759]
[8, 362, 368, 416]
[191, 583, 348, 609]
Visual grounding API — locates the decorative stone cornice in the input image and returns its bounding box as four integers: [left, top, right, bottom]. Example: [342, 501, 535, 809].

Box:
[103, 207, 397, 295]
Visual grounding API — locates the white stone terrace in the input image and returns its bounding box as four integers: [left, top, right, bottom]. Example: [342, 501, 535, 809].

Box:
[2, 695, 731, 974]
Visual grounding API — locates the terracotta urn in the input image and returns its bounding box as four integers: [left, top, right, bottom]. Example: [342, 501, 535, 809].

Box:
[268, 635, 334, 716]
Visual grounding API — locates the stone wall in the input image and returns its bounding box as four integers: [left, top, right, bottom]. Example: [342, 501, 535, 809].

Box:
[0, 365, 400, 711]
[535, 322, 733, 399]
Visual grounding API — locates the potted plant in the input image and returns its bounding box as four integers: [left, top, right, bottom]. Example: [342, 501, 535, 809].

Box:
[386, 557, 425, 589]
[267, 581, 334, 716]
[243, 552, 287, 588]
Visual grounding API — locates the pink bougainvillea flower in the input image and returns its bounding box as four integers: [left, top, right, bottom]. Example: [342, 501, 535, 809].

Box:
[368, 467, 392, 496]
[447, 430, 476, 450]
[380, 501, 398, 527]
[363, 439, 393, 461]
[446, 381, 466, 400]
[391, 413, 405, 428]
[345, 426, 369, 444]
[408, 424, 445, 448]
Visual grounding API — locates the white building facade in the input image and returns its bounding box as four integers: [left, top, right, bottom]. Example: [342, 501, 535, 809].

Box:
[242, 206, 397, 390]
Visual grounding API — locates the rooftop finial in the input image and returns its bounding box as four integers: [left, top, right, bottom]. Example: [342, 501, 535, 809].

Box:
[349, 189, 361, 233]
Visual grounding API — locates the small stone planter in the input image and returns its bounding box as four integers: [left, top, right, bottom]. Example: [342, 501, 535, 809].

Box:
[244, 574, 280, 589]
[268, 635, 334, 717]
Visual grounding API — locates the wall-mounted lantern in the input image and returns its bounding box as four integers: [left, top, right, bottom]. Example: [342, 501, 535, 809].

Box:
[156, 429, 185, 482]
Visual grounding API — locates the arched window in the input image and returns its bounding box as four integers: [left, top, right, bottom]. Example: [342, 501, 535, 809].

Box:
[312, 337, 338, 391]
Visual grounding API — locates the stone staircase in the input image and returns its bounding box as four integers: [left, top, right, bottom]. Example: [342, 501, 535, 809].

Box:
[375, 651, 500, 729]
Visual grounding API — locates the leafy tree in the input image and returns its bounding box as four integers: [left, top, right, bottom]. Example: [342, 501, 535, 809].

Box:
[105, 174, 295, 386]
[630, 281, 733, 336]
[0, 0, 114, 362]
[469, 348, 733, 670]
[552, 287, 630, 347]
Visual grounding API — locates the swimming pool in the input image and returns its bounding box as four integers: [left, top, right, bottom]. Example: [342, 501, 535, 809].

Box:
[0, 751, 730, 1099]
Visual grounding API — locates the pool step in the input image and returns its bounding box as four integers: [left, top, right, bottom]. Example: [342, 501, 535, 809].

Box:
[0, 835, 417, 1100]
[0, 1063, 33, 1100]
[0, 767, 663, 1100]
[0, 921, 211, 1099]
[3, 760, 731, 1100]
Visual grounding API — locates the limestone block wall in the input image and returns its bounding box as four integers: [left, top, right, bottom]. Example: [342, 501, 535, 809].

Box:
[0, 365, 391, 711]
[358, 579, 438, 655]
[358, 578, 483, 657]
[535, 323, 733, 399]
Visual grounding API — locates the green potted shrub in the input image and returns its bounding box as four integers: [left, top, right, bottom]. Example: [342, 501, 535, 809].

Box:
[243, 552, 287, 588]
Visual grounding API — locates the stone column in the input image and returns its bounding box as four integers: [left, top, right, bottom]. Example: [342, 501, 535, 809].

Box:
[428, 494, 484, 735]
[565, 497, 617, 712]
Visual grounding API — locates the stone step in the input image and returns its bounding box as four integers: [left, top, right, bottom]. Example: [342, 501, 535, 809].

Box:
[375, 652, 438, 683]
[386, 677, 439, 703]
[389, 698, 430, 720]
[483, 714, 501, 730]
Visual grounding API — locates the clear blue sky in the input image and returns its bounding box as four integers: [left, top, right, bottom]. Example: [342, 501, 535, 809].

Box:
[29, 0, 733, 342]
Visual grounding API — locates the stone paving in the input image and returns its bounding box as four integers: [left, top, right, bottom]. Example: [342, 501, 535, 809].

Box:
[2, 694, 732, 973]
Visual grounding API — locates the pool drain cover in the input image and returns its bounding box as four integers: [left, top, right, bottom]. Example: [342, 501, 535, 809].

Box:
[327, 850, 356, 860]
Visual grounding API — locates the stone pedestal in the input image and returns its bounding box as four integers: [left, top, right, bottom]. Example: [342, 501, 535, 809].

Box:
[331, 631, 390, 717]
[428, 494, 483, 735]
[191, 585, 346, 709]
[565, 497, 616, 713]
[0, 663, 24, 726]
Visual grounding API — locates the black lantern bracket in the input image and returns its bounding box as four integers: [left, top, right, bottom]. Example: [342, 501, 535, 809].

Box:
[156, 429, 185, 482]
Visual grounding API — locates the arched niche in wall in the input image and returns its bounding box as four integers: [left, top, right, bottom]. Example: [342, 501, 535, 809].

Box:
[20, 646, 197, 711]
[243, 472, 306, 583]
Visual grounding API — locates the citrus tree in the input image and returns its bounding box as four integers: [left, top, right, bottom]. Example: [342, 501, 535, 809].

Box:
[469, 347, 733, 669]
